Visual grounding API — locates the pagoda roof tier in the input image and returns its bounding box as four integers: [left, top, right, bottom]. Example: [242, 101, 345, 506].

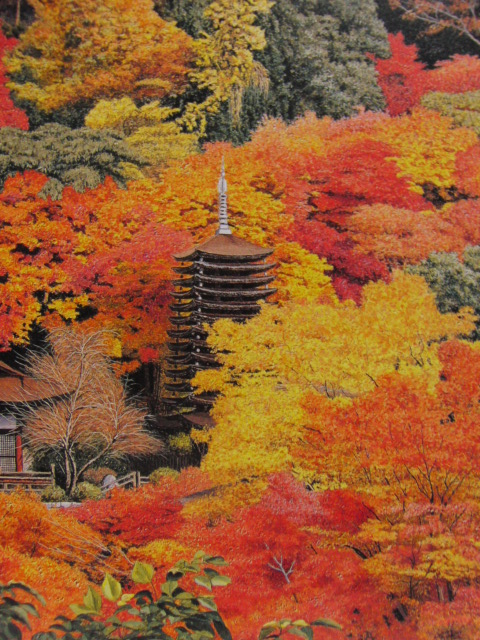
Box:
[167, 328, 193, 339]
[173, 264, 194, 274]
[196, 311, 257, 323]
[167, 341, 191, 352]
[164, 382, 192, 393]
[173, 277, 194, 287]
[195, 274, 275, 287]
[175, 262, 276, 276]
[166, 354, 192, 365]
[171, 291, 193, 300]
[192, 353, 218, 365]
[169, 301, 196, 313]
[164, 367, 192, 378]
[175, 234, 273, 262]
[190, 362, 221, 374]
[200, 261, 275, 273]
[191, 393, 217, 407]
[190, 326, 209, 338]
[195, 287, 276, 301]
[191, 341, 211, 352]
[162, 396, 191, 406]
[197, 300, 262, 312]
[181, 412, 215, 429]
[170, 316, 196, 326]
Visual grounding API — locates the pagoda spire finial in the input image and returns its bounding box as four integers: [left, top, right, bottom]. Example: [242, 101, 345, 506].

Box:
[216, 157, 232, 235]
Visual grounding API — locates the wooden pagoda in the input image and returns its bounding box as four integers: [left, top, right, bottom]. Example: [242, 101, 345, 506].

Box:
[163, 162, 276, 419]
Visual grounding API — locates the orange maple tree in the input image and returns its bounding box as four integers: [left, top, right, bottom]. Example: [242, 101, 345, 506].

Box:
[0, 172, 191, 361]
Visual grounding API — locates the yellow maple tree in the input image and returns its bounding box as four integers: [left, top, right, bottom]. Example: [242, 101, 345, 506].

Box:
[192, 272, 475, 488]
[181, 0, 272, 134]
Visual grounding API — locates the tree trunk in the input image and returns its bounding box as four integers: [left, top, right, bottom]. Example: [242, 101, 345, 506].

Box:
[68, 455, 79, 496]
[64, 449, 72, 494]
[15, 0, 21, 27]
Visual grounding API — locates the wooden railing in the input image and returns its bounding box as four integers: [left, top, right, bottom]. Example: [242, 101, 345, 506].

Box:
[0, 471, 54, 493]
[101, 471, 149, 494]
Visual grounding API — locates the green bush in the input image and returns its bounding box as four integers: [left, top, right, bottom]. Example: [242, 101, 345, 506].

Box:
[35, 554, 232, 640]
[168, 432, 193, 454]
[149, 467, 180, 485]
[71, 482, 103, 502]
[41, 484, 67, 503]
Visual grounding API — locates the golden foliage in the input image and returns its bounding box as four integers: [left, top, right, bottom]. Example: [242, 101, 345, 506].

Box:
[192, 273, 475, 487]
[5, 0, 193, 112]
[86, 98, 199, 176]
[181, 0, 272, 133]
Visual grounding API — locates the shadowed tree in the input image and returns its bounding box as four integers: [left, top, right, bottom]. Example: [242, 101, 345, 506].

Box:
[21, 329, 161, 495]
[390, 0, 480, 49]
[203, 0, 390, 142]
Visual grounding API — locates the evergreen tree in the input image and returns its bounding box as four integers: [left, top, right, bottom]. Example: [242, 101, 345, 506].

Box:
[161, 0, 209, 37]
[297, 0, 389, 117]
[408, 247, 480, 339]
[0, 124, 145, 198]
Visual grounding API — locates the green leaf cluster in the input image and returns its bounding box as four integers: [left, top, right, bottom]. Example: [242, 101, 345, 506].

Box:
[0, 582, 44, 640]
[259, 617, 342, 640]
[33, 554, 232, 640]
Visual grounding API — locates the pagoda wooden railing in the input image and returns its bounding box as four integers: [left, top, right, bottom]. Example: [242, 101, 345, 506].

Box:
[0, 471, 54, 493]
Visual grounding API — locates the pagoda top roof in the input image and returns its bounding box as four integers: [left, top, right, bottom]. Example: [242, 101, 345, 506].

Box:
[174, 233, 273, 261]
[175, 162, 274, 261]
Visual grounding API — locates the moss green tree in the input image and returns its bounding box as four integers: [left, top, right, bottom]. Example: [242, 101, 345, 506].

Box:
[422, 90, 480, 135]
[408, 246, 480, 338]
[0, 123, 145, 198]
[194, 0, 390, 142]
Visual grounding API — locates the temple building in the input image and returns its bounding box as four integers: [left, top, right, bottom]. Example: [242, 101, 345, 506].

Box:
[0, 361, 60, 472]
[163, 162, 276, 423]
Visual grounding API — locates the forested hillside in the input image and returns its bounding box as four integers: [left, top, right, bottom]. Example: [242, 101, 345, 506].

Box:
[1, 1, 480, 639]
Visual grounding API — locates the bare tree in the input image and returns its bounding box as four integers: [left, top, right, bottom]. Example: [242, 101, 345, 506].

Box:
[391, 0, 480, 48]
[21, 329, 161, 495]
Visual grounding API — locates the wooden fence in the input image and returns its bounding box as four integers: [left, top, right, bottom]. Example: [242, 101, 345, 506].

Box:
[0, 471, 54, 493]
[102, 471, 149, 494]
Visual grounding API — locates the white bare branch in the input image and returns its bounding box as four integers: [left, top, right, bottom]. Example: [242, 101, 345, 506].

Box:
[19, 329, 162, 494]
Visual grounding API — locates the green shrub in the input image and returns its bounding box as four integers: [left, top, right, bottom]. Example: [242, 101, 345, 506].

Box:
[168, 432, 193, 454]
[149, 467, 180, 485]
[41, 484, 67, 503]
[71, 482, 103, 502]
